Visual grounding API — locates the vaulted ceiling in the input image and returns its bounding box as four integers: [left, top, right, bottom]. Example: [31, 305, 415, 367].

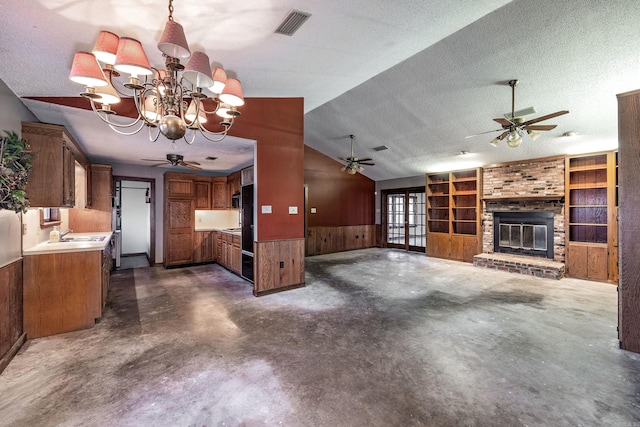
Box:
[1, 0, 639, 180]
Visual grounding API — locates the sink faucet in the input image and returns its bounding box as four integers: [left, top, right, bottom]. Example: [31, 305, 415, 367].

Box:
[61, 229, 73, 238]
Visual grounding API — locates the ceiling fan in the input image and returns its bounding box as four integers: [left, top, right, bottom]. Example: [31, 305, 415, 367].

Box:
[469, 79, 569, 147]
[339, 134, 375, 174]
[141, 154, 202, 170]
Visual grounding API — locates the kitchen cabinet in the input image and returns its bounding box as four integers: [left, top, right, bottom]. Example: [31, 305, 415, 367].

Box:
[426, 168, 482, 262]
[212, 177, 227, 209]
[23, 237, 111, 339]
[0, 260, 23, 375]
[227, 171, 241, 207]
[564, 151, 617, 282]
[194, 177, 212, 209]
[217, 231, 241, 273]
[194, 230, 215, 263]
[101, 243, 112, 309]
[164, 172, 195, 267]
[89, 164, 113, 211]
[22, 122, 90, 208]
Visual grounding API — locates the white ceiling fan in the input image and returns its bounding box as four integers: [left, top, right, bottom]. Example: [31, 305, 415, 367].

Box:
[339, 134, 375, 174]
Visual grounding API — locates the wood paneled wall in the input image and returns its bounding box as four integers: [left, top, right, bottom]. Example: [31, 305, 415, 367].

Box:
[306, 225, 377, 256]
[254, 238, 305, 296]
[617, 89, 640, 353]
[304, 146, 375, 227]
[0, 259, 25, 375]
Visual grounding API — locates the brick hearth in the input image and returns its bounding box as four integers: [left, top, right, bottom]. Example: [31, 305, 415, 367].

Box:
[473, 253, 565, 280]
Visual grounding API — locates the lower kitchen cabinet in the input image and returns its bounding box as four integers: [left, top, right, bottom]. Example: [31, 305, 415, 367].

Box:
[194, 231, 215, 263]
[217, 232, 241, 273]
[23, 249, 108, 339]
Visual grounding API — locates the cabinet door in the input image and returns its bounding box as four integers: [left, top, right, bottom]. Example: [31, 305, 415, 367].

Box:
[62, 143, 75, 207]
[165, 199, 194, 267]
[195, 180, 211, 209]
[90, 165, 113, 212]
[166, 174, 194, 198]
[212, 179, 227, 209]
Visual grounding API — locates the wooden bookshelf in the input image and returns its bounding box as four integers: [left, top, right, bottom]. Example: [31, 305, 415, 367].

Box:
[426, 168, 482, 262]
[564, 151, 617, 282]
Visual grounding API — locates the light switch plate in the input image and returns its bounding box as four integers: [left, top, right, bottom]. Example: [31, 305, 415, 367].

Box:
[261, 205, 272, 214]
[289, 206, 298, 214]
[310, 207, 317, 214]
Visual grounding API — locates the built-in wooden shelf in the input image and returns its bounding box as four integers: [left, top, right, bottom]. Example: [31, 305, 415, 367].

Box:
[482, 195, 564, 202]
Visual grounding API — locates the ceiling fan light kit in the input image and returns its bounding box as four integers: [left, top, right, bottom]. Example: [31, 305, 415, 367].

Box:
[481, 79, 569, 148]
[339, 134, 375, 175]
[68, 0, 244, 144]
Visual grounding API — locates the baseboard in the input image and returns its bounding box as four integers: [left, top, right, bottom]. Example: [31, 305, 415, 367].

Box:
[0, 333, 26, 375]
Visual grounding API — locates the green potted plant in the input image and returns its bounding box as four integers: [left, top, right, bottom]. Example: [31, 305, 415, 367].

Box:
[0, 130, 33, 213]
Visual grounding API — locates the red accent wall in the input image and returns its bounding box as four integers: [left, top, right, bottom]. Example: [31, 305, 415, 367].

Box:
[304, 145, 375, 227]
[229, 98, 305, 241]
[30, 96, 306, 242]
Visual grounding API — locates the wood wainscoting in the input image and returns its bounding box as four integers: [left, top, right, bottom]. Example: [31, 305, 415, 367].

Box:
[306, 225, 376, 256]
[254, 238, 305, 296]
[0, 259, 25, 375]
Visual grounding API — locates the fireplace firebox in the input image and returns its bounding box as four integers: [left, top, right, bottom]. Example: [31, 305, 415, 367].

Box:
[493, 211, 554, 259]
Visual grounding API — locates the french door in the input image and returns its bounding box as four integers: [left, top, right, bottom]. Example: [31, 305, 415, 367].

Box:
[384, 188, 426, 252]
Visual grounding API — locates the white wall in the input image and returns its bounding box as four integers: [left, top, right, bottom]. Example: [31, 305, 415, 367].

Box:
[0, 78, 37, 267]
[120, 180, 150, 255]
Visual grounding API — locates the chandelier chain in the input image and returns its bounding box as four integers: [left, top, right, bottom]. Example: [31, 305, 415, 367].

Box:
[168, 0, 174, 21]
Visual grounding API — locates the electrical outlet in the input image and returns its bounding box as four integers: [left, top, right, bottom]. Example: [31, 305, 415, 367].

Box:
[279, 261, 284, 268]
[22, 223, 27, 235]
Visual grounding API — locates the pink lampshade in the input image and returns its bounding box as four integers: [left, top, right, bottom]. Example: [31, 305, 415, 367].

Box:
[157, 20, 190, 59]
[219, 78, 244, 107]
[210, 67, 227, 94]
[114, 37, 152, 76]
[94, 79, 121, 105]
[69, 51, 107, 87]
[185, 100, 207, 123]
[92, 31, 119, 65]
[183, 51, 214, 88]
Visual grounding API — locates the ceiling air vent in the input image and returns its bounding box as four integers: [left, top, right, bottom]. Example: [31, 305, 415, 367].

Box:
[275, 10, 311, 36]
[205, 156, 218, 161]
[373, 145, 389, 152]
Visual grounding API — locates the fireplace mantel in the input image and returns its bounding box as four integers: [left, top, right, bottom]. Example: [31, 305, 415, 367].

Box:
[483, 195, 564, 202]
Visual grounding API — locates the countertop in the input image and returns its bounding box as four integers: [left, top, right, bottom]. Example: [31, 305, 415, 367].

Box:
[194, 227, 241, 236]
[23, 232, 113, 256]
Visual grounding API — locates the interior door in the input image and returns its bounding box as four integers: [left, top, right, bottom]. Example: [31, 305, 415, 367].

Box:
[384, 188, 426, 252]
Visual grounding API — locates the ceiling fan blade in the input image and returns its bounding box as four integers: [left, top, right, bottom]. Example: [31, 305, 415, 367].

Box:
[181, 162, 202, 170]
[141, 158, 166, 162]
[465, 128, 504, 138]
[149, 162, 169, 167]
[356, 157, 373, 162]
[525, 124, 557, 131]
[359, 162, 375, 166]
[522, 110, 569, 126]
[183, 160, 201, 166]
[493, 118, 512, 127]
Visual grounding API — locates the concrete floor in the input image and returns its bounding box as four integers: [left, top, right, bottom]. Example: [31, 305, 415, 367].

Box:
[1, 248, 640, 426]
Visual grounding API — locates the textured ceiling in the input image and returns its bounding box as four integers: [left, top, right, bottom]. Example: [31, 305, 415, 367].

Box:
[1, 0, 639, 179]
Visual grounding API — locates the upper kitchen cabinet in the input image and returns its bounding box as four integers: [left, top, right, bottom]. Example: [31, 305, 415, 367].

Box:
[22, 122, 90, 208]
[226, 171, 241, 207]
[194, 177, 212, 209]
[212, 177, 227, 209]
[89, 164, 113, 211]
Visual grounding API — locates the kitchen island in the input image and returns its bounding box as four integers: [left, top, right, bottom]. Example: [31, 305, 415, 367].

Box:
[23, 232, 113, 339]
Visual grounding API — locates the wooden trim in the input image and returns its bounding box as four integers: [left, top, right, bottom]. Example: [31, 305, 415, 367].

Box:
[482, 154, 567, 169]
[254, 283, 305, 297]
[113, 175, 156, 265]
[483, 195, 564, 202]
[0, 333, 25, 375]
[254, 238, 305, 295]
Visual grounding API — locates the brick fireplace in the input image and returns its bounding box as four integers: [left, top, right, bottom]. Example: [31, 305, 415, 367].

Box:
[473, 157, 566, 279]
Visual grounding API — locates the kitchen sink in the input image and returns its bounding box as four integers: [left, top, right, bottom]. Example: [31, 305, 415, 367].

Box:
[55, 236, 106, 243]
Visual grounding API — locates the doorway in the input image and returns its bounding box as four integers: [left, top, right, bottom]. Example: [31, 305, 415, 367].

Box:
[113, 176, 156, 266]
[383, 188, 426, 252]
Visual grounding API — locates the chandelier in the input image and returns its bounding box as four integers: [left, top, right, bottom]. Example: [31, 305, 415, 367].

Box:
[68, 0, 244, 144]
